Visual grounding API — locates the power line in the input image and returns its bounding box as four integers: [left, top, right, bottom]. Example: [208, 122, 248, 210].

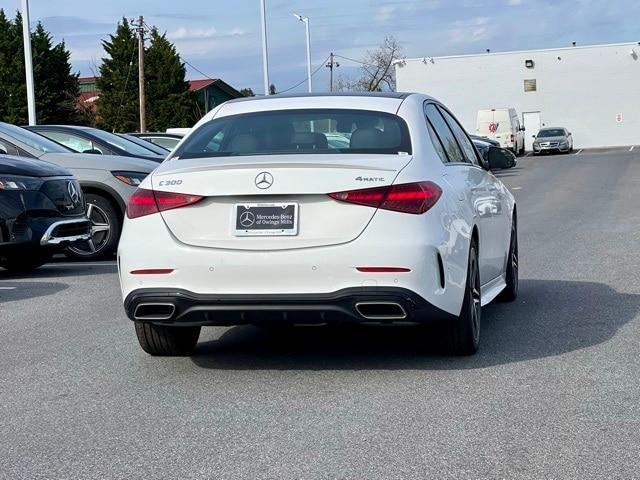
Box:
[278, 55, 330, 94]
[183, 54, 330, 96]
[333, 54, 377, 68]
[114, 37, 138, 132]
[183, 59, 218, 81]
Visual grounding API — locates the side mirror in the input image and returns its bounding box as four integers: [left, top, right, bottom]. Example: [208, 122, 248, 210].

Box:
[488, 146, 516, 170]
[82, 148, 102, 155]
[520, 126, 526, 132]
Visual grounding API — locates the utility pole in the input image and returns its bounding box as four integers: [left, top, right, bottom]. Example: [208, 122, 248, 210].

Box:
[260, 0, 270, 95]
[132, 16, 147, 132]
[21, 0, 36, 125]
[326, 53, 340, 92]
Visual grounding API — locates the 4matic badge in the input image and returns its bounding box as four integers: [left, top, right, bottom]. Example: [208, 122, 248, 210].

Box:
[355, 176, 386, 183]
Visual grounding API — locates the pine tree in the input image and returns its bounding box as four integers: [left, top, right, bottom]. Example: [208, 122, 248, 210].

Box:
[0, 10, 13, 120]
[0, 10, 80, 125]
[144, 28, 195, 131]
[31, 23, 81, 124]
[96, 18, 139, 132]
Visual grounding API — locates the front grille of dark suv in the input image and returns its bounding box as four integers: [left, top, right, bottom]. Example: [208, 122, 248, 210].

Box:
[40, 179, 85, 216]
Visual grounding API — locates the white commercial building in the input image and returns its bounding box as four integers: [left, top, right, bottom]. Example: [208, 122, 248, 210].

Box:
[396, 42, 640, 149]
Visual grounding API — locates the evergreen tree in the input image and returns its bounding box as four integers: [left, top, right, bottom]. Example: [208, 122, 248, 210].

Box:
[0, 10, 80, 125]
[96, 18, 139, 132]
[144, 28, 195, 131]
[240, 87, 255, 97]
[0, 10, 13, 120]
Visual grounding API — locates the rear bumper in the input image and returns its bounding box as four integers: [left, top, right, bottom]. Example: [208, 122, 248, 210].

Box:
[124, 287, 454, 326]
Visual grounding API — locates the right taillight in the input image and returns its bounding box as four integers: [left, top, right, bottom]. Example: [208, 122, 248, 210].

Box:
[329, 181, 442, 215]
[126, 188, 204, 219]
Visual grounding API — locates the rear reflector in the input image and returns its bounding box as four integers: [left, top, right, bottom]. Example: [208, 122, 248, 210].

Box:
[329, 182, 442, 214]
[356, 267, 411, 273]
[130, 269, 174, 275]
[127, 188, 204, 219]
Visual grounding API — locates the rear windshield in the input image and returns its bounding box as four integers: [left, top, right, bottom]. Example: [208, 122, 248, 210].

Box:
[537, 129, 565, 137]
[0, 123, 70, 154]
[172, 109, 412, 159]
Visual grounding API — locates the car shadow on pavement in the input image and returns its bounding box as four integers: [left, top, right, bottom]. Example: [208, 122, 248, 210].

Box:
[191, 279, 639, 370]
[0, 282, 68, 304]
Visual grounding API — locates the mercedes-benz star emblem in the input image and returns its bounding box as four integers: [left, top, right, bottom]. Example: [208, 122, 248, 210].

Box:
[67, 181, 80, 205]
[255, 172, 274, 189]
[239, 211, 256, 228]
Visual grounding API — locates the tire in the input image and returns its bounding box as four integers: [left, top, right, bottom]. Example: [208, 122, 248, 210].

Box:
[134, 321, 201, 356]
[66, 193, 121, 260]
[446, 238, 481, 355]
[0, 252, 51, 273]
[498, 214, 518, 302]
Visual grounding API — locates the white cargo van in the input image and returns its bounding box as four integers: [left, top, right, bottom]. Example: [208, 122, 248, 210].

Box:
[476, 108, 525, 155]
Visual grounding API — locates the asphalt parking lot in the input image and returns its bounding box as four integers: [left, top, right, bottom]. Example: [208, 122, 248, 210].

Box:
[1, 148, 639, 479]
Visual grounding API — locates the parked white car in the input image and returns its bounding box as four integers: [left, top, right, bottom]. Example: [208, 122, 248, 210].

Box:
[118, 93, 518, 356]
[477, 108, 525, 155]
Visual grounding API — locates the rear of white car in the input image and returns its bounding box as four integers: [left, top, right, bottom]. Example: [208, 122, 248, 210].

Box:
[118, 93, 517, 356]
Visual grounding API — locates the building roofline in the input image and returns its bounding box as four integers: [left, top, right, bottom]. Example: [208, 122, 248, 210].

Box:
[402, 41, 640, 63]
[226, 92, 411, 104]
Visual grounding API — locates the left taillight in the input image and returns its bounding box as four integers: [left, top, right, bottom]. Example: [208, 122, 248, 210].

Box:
[126, 188, 204, 219]
[329, 181, 442, 215]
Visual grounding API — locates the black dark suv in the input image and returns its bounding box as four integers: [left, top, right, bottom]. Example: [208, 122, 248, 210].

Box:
[0, 155, 91, 272]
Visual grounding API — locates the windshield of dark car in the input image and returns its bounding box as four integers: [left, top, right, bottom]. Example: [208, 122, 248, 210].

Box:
[0, 123, 71, 153]
[87, 128, 161, 156]
[537, 129, 565, 138]
[173, 109, 412, 159]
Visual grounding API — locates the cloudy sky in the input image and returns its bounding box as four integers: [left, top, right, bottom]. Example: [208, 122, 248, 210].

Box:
[2, 0, 638, 94]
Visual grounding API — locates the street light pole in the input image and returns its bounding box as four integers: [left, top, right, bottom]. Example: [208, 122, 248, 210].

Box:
[260, 0, 270, 95]
[21, 0, 36, 125]
[294, 14, 312, 93]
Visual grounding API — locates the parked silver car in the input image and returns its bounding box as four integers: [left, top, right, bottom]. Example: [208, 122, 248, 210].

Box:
[532, 127, 573, 155]
[0, 122, 157, 259]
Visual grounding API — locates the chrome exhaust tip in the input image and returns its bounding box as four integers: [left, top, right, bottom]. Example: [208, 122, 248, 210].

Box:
[133, 303, 176, 321]
[354, 302, 407, 320]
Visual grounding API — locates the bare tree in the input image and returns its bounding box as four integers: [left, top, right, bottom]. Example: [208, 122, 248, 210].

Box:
[338, 36, 404, 92]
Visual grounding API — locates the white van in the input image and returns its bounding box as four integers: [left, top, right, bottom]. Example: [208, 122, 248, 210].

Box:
[476, 108, 525, 155]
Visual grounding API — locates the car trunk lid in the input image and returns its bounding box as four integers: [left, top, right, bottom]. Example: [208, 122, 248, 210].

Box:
[153, 153, 412, 250]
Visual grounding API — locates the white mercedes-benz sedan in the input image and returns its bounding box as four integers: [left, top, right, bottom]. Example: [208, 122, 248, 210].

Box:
[118, 93, 518, 356]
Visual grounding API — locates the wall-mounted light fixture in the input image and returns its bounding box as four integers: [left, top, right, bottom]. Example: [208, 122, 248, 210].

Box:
[525, 59, 534, 69]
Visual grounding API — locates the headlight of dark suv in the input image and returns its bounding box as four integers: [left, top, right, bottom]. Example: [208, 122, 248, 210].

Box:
[111, 171, 148, 187]
[0, 175, 43, 191]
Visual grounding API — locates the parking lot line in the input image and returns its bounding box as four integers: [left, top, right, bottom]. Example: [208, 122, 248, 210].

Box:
[575, 149, 583, 155]
[630, 146, 635, 152]
[0, 287, 17, 290]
